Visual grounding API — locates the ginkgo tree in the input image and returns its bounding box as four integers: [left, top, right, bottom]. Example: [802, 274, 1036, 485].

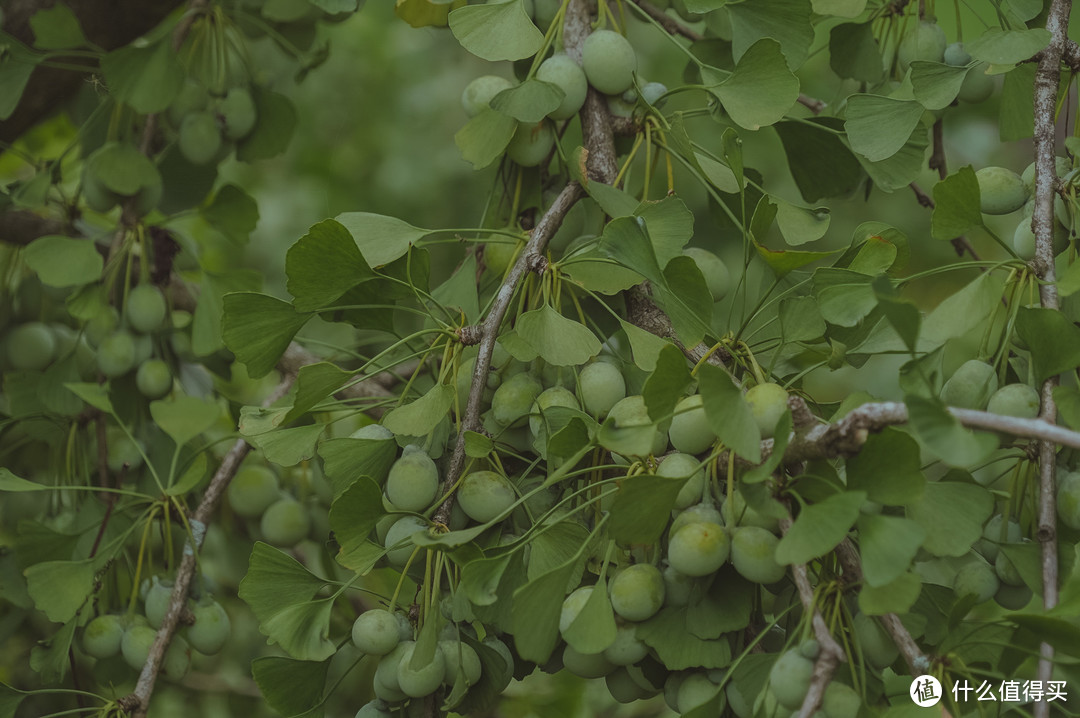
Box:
[2, 0, 1080, 717]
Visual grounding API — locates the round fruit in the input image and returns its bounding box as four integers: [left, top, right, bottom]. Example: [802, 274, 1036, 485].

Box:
[439, 640, 482, 686]
[662, 563, 693, 607]
[136, 359, 172, 399]
[121, 624, 157, 671]
[351, 423, 394, 440]
[852, 612, 898, 669]
[106, 431, 145, 473]
[958, 64, 994, 104]
[396, 641, 447, 697]
[641, 81, 668, 106]
[677, 672, 719, 712]
[721, 489, 780, 532]
[683, 247, 732, 301]
[953, 560, 999, 603]
[374, 641, 411, 698]
[457, 470, 516, 523]
[609, 394, 670, 455]
[562, 644, 615, 678]
[940, 359, 998, 410]
[977, 514, 1022, 562]
[355, 700, 393, 718]
[221, 87, 257, 139]
[602, 623, 648, 666]
[943, 42, 972, 66]
[126, 285, 167, 333]
[745, 382, 788, 439]
[352, 611, 401, 655]
[995, 582, 1034, 610]
[670, 501, 724, 537]
[768, 649, 814, 709]
[656, 453, 705, 510]
[1058, 472, 1080, 530]
[667, 521, 729, 577]
[730, 526, 785, 584]
[97, 331, 137, 378]
[506, 121, 555, 167]
[1014, 219, 1036, 260]
[987, 383, 1040, 419]
[560, 585, 594, 634]
[461, 75, 514, 117]
[260, 498, 311, 546]
[386, 445, 439, 511]
[606, 666, 651, 703]
[188, 599, 230, 655]
[609, 564, 665, 621]
[976, 166, 1029, 215]
[537, 54, 588, 120]
[726, 680, 753, 718]
[822, 681, 861, 718]
[667, 394, 716, 455]
[162, 634, 191, 680]
[897, 21, 947, 71]
[484, 238, 520, 277]
[995, 549, 1024, 586]
[6, 322, 57, 371]
[491, 372, 543, 428]
[529, 385, 579, 437]
[582, 30, 637, 95]
[144, 577, 173, 629]
[83, 615, 125, 659]
[86, 307, 120, 347]
[179, 111, 222, 165]
[1022, 156, 1071, 194]
[384, 515, 428, 567]
[168, 80, 209, 125]
[228, 465, 280, 518]
[578, 361, 626, 417]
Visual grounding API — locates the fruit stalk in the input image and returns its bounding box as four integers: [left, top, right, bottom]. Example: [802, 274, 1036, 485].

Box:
[1030, 0, 1072, 710]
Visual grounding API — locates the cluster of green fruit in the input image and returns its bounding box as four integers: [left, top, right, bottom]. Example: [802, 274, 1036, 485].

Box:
[79, 578, 230, 685]
[227, 462, 330, 547]
[939, 359, 1040, 425]
[950, 513, 1035, 610]
[895, 21, 994, 104]
[460, 25, 666, 168]
[167, 82, 258, 166]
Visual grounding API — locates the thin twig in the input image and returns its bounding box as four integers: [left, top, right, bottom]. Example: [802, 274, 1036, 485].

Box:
[630, 0, 701, 41]
[779, 515, 845, 718]
[1031, 1, 1071, 712]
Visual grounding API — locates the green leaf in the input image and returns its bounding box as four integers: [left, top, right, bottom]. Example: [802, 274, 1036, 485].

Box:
[620, 320, 671, 372]
[335, 211, 431, 267]
[829, 22, 883, 83]
[1054, 386, 1080, 430]
[711, 39, 799, 130]
[308, 0, 357, 10]
[1000, 63, 1036, 141]
[464, 430, 493, 458]
[858, 572, 923, 615]
[727, 0, 813, 68]
[202, 184, 259, 243]
[774, 198, 830, 246]
[686, 567, 754, 637]
[166, 453, 208, 496]
[490, 79, 563, 123]
[856, 120, 929, 191]
[248, 424, 325, 467]
[284, 362, 354, 425]
[563, 576, 617, 654]
[150, 395, 219, 448]
[637, 606, 732, 669]
[261, 598, 336, 661]
[432, 253, 480, 323]
[286, 219, 376, 311]
[0, 682, 26, 718]
[597, 418, 657, 458]
[29, 3, 86, 49]
[846, 428, 925, 505]
[251, 655, 330, 718]
[857, 514, 925, 587]
[89, 141, 159, 196]
[813, 268, 877, 327]
[515, 305, 601, 366]
[1057, 256, 1080, 296]
[29, 617, 77, 683]
[907, 480, 993, 557]
[461, 554, 512, 606]
[812, 0, 867, 16]
[101, 40, 183, 113]
[931, 166, 982, 240]
[512, 560, 575, 663]
[1016, 306, 1080, 383]
[0, 469, 45, 492]
[584, 181, 639, 218]
[1008, 615, 1080, 659]
[449, 0, 543, 61]
[236, 88, 297, 162]
[239, 543, 333, 657]
[913, 59, 971, 110]
[63, 382, 112, 413]
[642, 344, 692, 424]
[775, 491, 865, 565]
[905, 395, 998, 468]
[779, 296, 825, 342]
[328, 477, 386, 568]
[694, 152, 741, 194]
[22, 236, 103, 288]
[24, 558, 96, 623]
[319, 436, 397, 498]
[966, 28, 1051, 65]
[609, 473, 687, 545]
[698, 364, 761, 462]
[844, 95, 925, 162]
[382, 383, 454, 437]
[875, 279, 920, 353]
[395, 0, 460, 27]
[774, 119, 864, 203]
[743, 412, 791, 484]
[635, 195, 695, 266]
[222, 292, 310, 378]
[454, 107, 518, 170]
[0, 44, 38, 121]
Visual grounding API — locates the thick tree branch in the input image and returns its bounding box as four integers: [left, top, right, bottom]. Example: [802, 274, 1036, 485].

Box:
[0, 209, 69, 245]
[1031, 1, 1071, 711]
[779, 515, 846, 718]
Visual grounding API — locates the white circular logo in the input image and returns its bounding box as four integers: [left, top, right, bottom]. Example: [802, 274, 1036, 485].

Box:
[910, 675, 943, 707]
